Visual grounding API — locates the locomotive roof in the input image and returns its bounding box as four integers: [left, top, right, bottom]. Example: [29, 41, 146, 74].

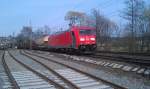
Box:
[72, 26, 95, 30]
[49, 26, 95, 36]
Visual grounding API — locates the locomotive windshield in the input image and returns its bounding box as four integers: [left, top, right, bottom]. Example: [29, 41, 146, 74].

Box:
[79, 29, 96, 35]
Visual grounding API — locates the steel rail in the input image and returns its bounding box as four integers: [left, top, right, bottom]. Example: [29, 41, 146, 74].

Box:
[24, 50, 127, 89]
[96, 51, 150, 56]
[2, 51, 20, 89]
[20, 50, 80, 89]
[8, 51, 66, 89]
[34, 50, 150, 67]
[91, 54, 150, 67]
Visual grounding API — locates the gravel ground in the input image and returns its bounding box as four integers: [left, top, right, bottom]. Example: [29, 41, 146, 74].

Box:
[28, 50, 150, 89]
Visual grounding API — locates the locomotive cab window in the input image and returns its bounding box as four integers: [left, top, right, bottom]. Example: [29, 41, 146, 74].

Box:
[79, 29, 96, 35]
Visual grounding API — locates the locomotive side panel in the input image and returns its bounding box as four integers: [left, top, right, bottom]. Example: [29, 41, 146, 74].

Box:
[48, 31, 73, 48]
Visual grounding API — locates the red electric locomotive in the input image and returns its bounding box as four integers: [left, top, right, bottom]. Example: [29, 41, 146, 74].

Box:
[48, 26, 96, 52]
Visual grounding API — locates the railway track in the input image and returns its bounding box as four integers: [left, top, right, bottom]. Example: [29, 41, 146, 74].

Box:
[10, 50, 80, 89]
[34, 50, 150, 68]
[96, 51, 150, 56]
[91, 53, 150, 67]
[22, 50, 127, 89]
[32, 50, 150, 75]
[59, 53, 150, 77]
[4, 51, 65, 89]
[0, 51, 14, 89]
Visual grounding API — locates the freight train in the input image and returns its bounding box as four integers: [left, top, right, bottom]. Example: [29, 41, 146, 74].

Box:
[20, 26, 97, 53]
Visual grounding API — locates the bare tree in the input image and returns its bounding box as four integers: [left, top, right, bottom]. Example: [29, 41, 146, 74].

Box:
[122, 0, 145, 53]
[92, 9, 117, 51]
[43, 25, 51, 35]
[16, 26, 32, 49]
[32, 25, 51, 40]
[143, 6, 150, 52]
[65, 11, 86, 26]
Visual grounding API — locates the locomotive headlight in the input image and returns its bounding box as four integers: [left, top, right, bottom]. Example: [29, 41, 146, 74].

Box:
[90, 38, 95, 41]
[80, 38, 85, 41]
